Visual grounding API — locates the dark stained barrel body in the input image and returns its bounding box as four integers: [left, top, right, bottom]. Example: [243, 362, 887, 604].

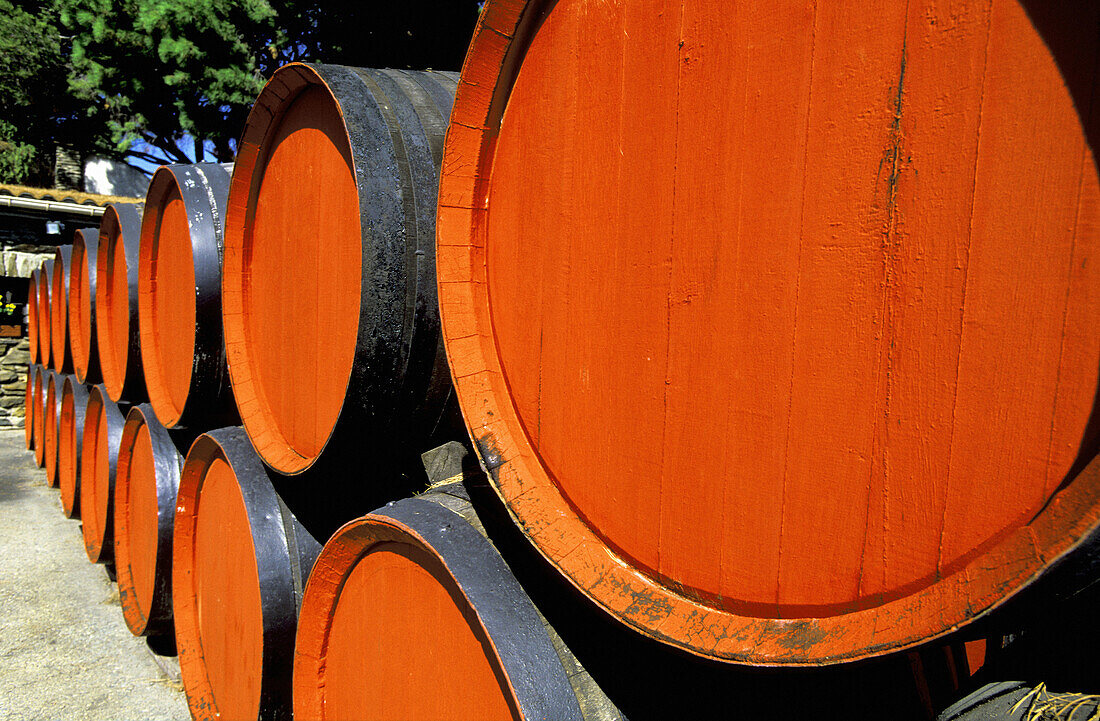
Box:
[223, 63, 462, 536]
[81, 384, 128, 564]
[115, 404, 188, 637]
[98, 204, 146, 402]
[58, 377, 90, 517]
[174, 427, 320, 721]
[139, 164, 236, 429]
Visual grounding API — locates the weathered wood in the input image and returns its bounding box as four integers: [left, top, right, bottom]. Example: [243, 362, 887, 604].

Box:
[114, 404, 189, 638]
[80, 384, 127, 564]
[222, 63, 462, 518]
[27, 272, 39, 365]
[37, 258, 54, 369]
[97, 203, 146, 402]
[138, 164, 236, 429]
[24, 363, 40, 451]
[173, 426, 320, 721]
[71, 221, 106, 384]
[294, 479, 623, 721]
[58, 377, 90, 518]
[42, 369, 63, 487]
[438, 0, 1100, 664]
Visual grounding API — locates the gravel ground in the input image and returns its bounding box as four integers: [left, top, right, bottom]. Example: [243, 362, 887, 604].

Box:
[0, 429, 189, 720]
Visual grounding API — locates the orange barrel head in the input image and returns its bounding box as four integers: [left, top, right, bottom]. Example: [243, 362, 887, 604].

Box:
[115, 404, 188, 637]
[42, 369, 64, 487]
[37, 258, 53, 369]
[222, 64, 462, 510]
[174, 426, 320, 721]
[25, 363, 40, 450]
[50, 240, 83, 373]
[293, 484, 620, 721]
[438, 0, 1100, 664]
[139, 164, 236, 429]
[71, 220, 110, 384]
[27, 270, 39, 365]
[80, 384, 127, 564]
[32, 365, 47, 467]
[97, 203, 145, 402]
[58, 377, 90, 518]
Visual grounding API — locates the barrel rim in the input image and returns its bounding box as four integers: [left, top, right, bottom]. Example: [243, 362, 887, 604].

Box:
[222, 62, 364, 475]
[97, 203, 146, 402]
[57, 375, 89, 518]
[437, 0, 1100, 665]
[293, 496, 583, 721]
[115, 403, 182, 637]
[70, 227, 99, 384]
[80, 383, 126, 563]
[173, 427, 301, 720]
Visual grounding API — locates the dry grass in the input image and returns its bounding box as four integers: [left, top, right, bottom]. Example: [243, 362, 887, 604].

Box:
[1013, 683, 1100, 721]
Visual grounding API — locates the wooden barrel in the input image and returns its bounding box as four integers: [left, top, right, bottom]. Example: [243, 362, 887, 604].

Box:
[97, 203, 145, 402]
[25, 363, 40, 451]
[80, 384, 127, 564]
[173, 426, 321, 721]
[222, 63, 461, 489]
[114, 404, 188, 637]
[42, 369, 63, 487]
[27, 270, 39, 365]
[50, 240, 84, 373]
[438, 0, 1100, 664]
[293, 483, 622, 721]
[138, 164, 236, 429]
[37, 258, 53, 369]
[32, 364, 48, 467]
[58, 376, 90, 518]
[71, 220, 108, 384]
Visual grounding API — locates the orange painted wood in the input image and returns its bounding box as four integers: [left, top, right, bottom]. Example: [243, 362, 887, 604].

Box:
[173, 427, 320, 721]
[139, 164, 236, 428]
[32, 365, 47, 467]
[71, 221, 107, 384]
[27, 272, 38, 365]
[42, 370, 62, 487]
[80, 384, 127, 564]
[223, 63, 460, 486]
[97, 204, 146, 402]
[37, 258, 53, 369]
[438, 0, 1100, 663]
[294, 488, 610, 721]
[58, 377, 90, 518]
[25, 364, 39, 451]
[115, 404, 185, 637]
[50, 241, 83, 373]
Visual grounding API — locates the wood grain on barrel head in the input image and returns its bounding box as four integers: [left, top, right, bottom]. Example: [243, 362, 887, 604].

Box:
[439, 0, 1100, 662]
[43, 372, 60, 486]
[50, 249, 69, 373]
[27, 273, 38, 365]
[140, 183, 196, 422]
[117, 420, 163, 629]
[97, 206, 143, 401]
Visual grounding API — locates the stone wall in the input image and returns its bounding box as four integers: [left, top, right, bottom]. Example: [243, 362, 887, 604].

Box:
[0, 338, 29, 428]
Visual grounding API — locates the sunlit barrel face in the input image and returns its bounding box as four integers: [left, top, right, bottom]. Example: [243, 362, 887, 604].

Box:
[24, 365, 37, 450]
[320, 542, 518, 721]
[225, 78, 361, 473]
[57, 381, 85, 517]
[122, 422, 160, 624]
[50, 249, 70, 372]
[70, 233, 96, 382]
[80, 387, 120, 564]
[27, 274, 38, 364]
[98, 209, 134, 400]
[439, 0, 1100, 662]
[140, 176, 197, 425]
[37, 261, 52, 367]
[43, 374, 60, 486]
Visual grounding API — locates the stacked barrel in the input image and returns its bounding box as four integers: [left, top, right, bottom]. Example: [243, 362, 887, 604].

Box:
[17, 1, 1099, 719]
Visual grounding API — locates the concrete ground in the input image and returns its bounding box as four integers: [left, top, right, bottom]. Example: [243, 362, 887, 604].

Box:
[0, 429, 189, 720]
